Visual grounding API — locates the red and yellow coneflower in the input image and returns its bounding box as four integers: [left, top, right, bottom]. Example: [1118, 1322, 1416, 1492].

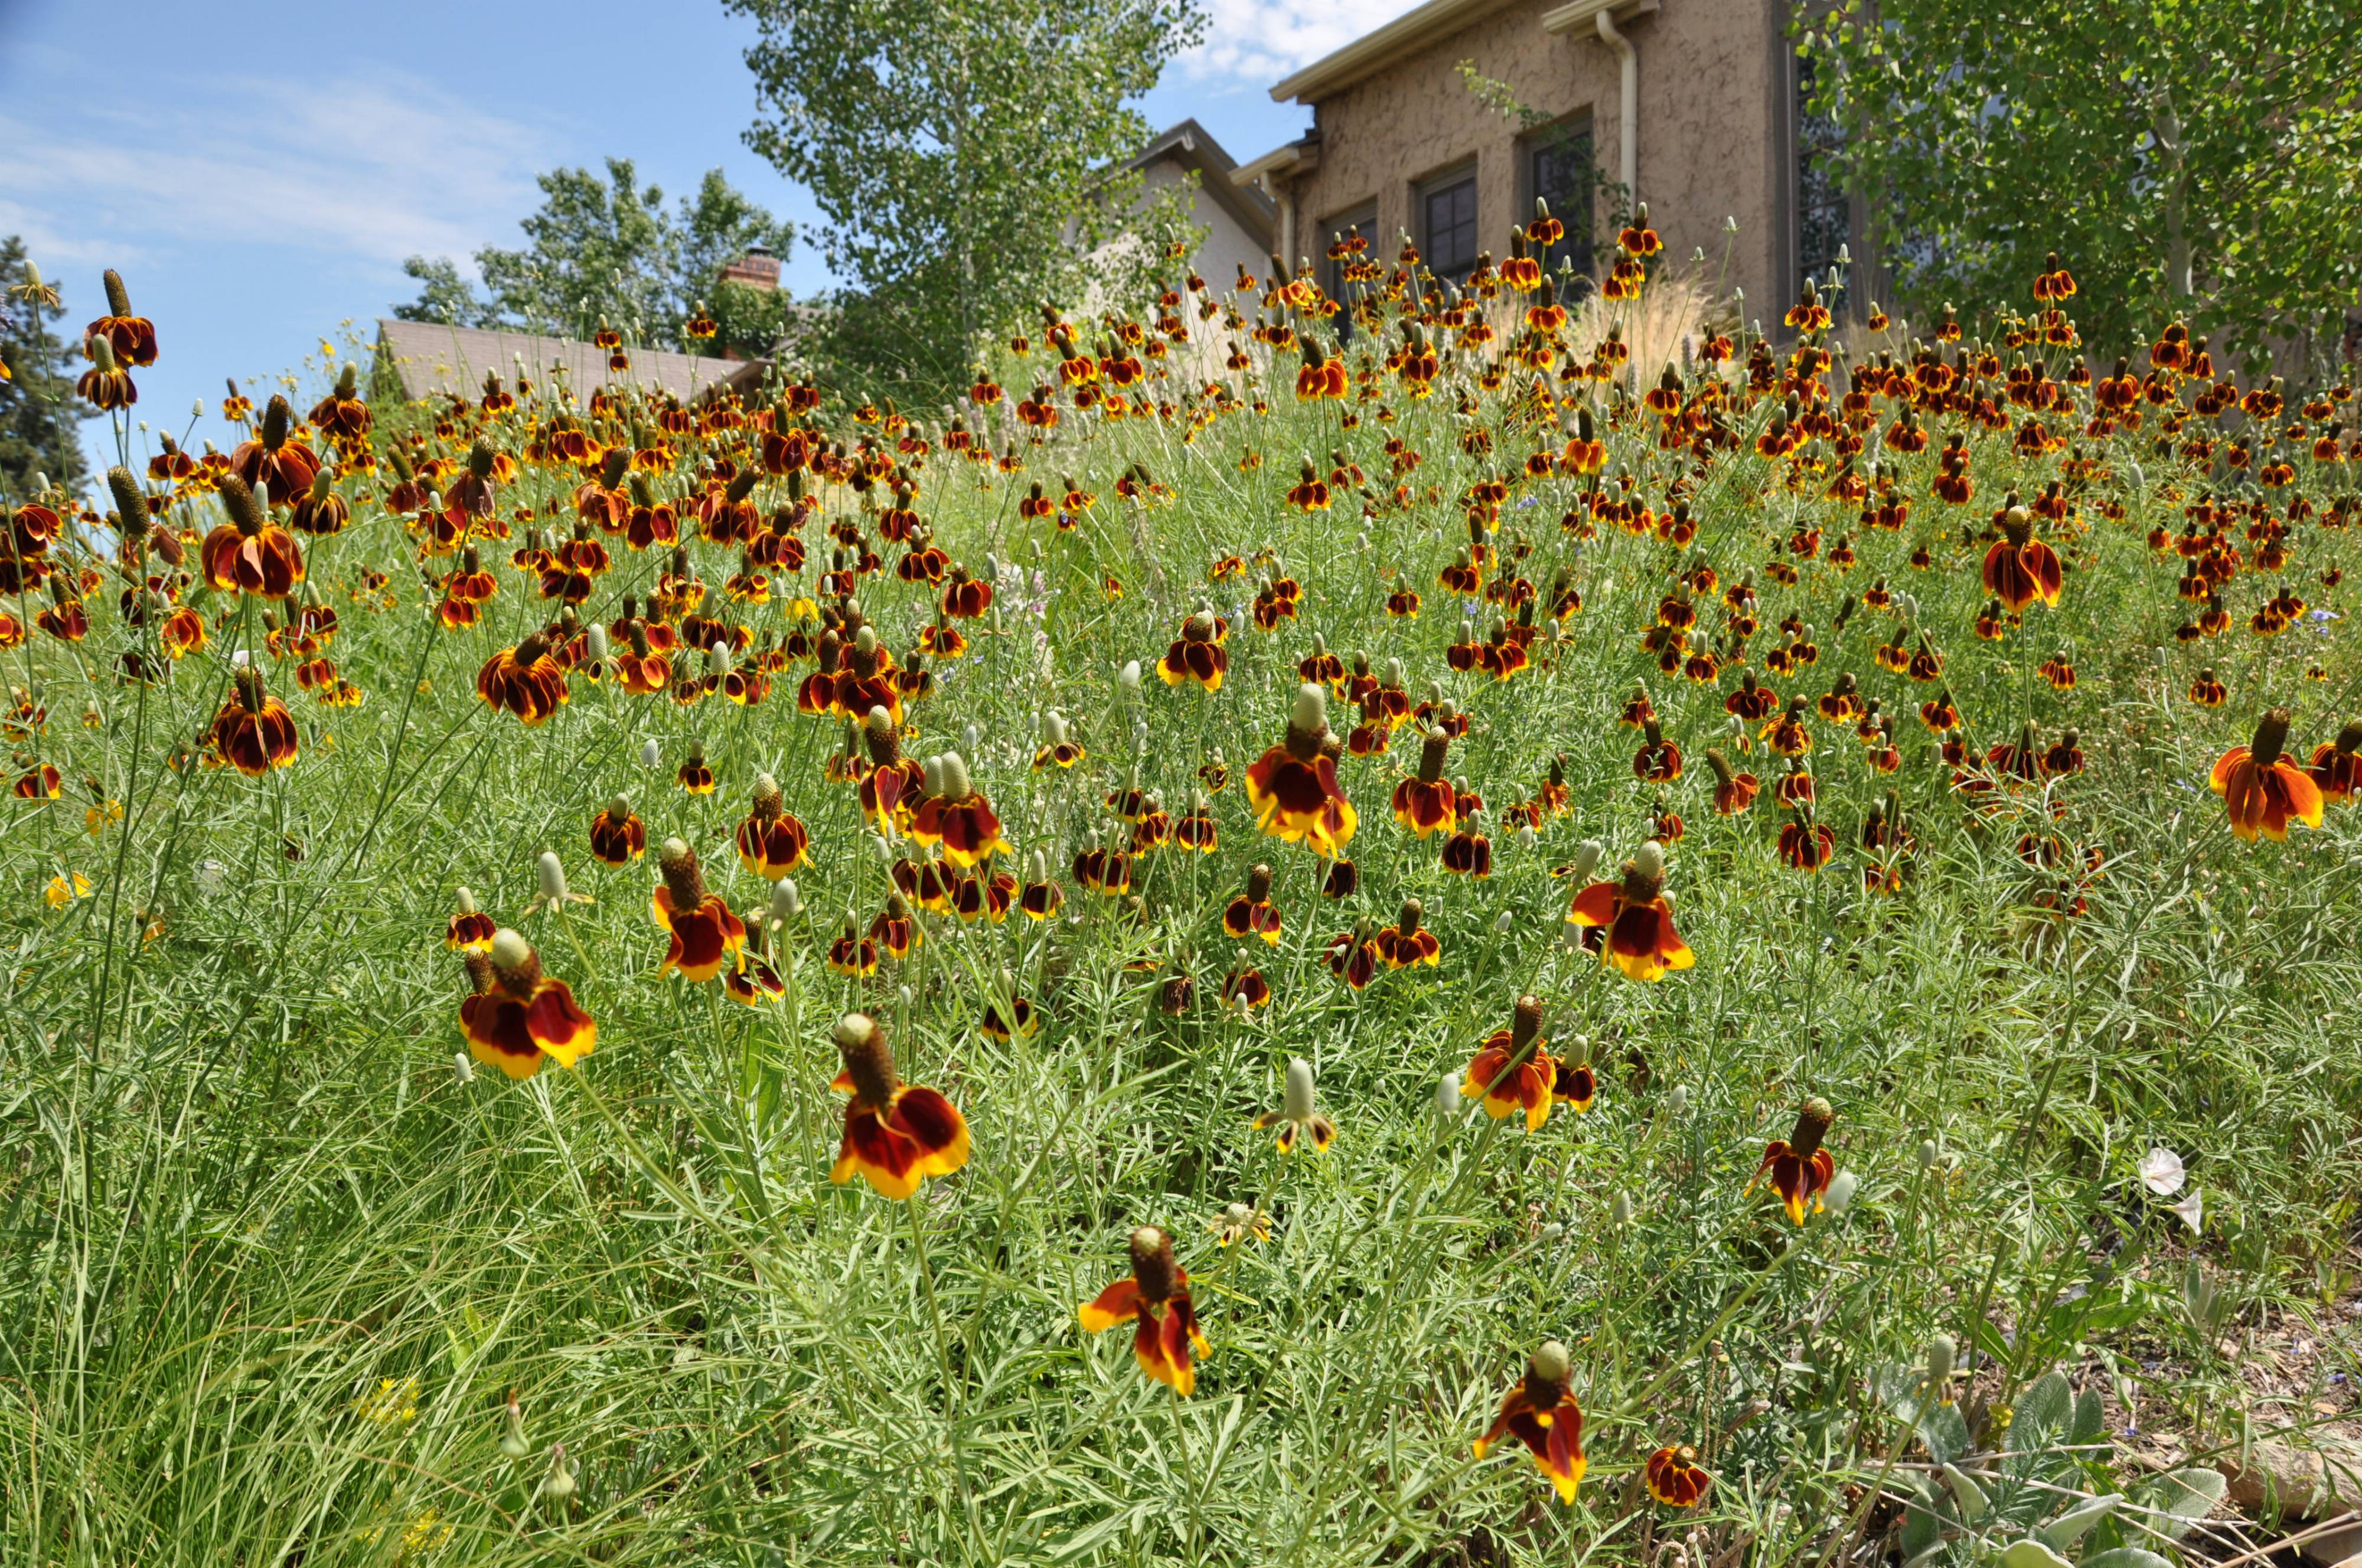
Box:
[1222, 863, 1283, 944]
[1982, 505, 2063, 612]
[459, 929, 596, 1079]
[652, 838, 747, 981]
[828, 1012, 970, 1198]
[1474, 1341, 1585, 1503]
[908, 751, 1007, 867]
[1245, 685, 1357, 855]
[1565, 841, 1694, 982]
[2308, 720, 2361, 803]
[734, 773, 810, 878]
[1646, 1445, 1711, 1507]
[1462, 995, 1571, 1132]
[445, 886, 496, 952]
[1750, 1098, 1836, 1223]
[200, 475, 305, 599]
[1392, 727, 1458, 836]
[210, 665, 299, 776]
[1079, 1226, 1208, 1395]
[2210, 708, 2324, 842]
[1158, 607, 1228, 691]
[589, 794, 646, 865]
[477, 633, 569, 726]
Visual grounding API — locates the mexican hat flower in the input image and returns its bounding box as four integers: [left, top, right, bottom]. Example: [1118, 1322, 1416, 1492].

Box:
[1221, 863, 1282, 944]
[828, 1012, 970, 1198]
[1565, 841, 1694, 982]
[1251, 1057, 1335, 1154]
[1391, 727, 1458, 837]
[651, 838, 747, 981]
[2308, 720, 2362, 803]
[444, 886, 496, 952]
[1982, 505, 2063, 612]
[200, 475, 305, 599]
[2210, 708, 2324, 842]
[1245, 684, 1358, 855]
[458, 929, 596, 1080]
[1079, 1226, 1209, 1395]
[1157, 607, 1228, 691]
[476, 633, 569, 726]
[1750, 1098, 1836, 1223]
[734, 773, 810, 879]
[1645, 1444, 1711, 1506]
[908, 751, 1008, 868]
[1473, 1340, 1585, 1503]
[1462, 995, 1566, 1132]
[210, 665, 299, 776]
[589, 794, 647, 865]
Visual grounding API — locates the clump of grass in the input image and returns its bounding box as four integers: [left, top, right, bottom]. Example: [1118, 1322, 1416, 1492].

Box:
[0, 243, 2356, 1568]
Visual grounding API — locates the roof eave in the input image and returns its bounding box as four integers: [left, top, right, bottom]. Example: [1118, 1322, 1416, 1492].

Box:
[1267, 0, 1510, 104]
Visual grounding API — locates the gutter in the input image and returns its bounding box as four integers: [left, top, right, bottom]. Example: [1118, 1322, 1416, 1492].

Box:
[1541, 0, 1657, 207]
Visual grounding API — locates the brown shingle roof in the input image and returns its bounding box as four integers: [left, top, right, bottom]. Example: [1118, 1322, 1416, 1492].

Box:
[371, 318, 769, 406]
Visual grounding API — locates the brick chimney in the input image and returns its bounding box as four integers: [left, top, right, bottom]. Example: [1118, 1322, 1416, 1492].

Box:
[719, 244, 781, 292]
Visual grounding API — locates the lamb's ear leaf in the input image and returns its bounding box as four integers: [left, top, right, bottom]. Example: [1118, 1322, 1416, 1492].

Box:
[1999, 1538, 2073, 1568]
[2079, 1549, 2178, 1568]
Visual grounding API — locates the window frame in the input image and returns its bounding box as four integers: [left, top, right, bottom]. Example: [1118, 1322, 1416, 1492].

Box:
[1414, 159, 1480, 285]
[1518, 113, 1598, 299]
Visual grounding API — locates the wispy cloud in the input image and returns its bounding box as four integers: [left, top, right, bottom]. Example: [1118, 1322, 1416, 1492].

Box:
[1177, 0, 1429, 87]
[0, 67, 555, 273]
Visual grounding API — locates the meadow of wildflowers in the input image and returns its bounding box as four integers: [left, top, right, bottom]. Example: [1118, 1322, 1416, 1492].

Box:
[2, 223, 2358, 1566]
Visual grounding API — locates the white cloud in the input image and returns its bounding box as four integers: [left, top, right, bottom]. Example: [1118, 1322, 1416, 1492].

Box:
[1178, 0, 1430, 87]
[0, 68, 556, 274]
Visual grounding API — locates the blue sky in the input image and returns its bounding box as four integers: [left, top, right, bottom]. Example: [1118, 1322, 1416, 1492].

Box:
[0, 0, 1420, 480]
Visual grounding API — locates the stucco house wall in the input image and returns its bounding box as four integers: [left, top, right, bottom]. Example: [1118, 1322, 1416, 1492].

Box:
[1276, 0, 1790, 322]
[1140, 158, 1271, 290]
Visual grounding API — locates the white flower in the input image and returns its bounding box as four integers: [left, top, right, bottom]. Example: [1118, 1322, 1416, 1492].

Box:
[2139, 1146, 2186, 1196]
[2169, 1190, 2203, 1234]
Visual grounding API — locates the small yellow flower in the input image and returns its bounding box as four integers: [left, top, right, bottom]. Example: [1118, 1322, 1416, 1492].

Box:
[44, 872, 92, 907]
[402, 1507, 453, 1552]
[354, 1375, 421, 1429]
[86, 800, 123, 835]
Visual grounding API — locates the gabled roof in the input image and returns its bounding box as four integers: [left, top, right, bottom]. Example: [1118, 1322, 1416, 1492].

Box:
[370, 318, 769, 406]
[1128, 119, 1278, 251]
[1270, 0, 1518, 104]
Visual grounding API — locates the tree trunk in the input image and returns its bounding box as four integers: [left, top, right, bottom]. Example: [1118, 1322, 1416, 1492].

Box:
[2155, 99, 2193, 301]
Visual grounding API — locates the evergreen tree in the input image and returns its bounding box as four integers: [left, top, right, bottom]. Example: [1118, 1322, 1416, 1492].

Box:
[0, 239, 96, 497]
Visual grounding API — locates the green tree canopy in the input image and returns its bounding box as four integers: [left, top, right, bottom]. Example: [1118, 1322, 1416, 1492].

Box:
[395, 161, 797, 360]
[1799, 0, 2362, 370]
[728, 0, 1203, 398]
[0, 239, 95, 497]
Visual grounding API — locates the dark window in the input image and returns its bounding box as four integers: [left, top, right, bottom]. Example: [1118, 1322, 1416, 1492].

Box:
[1421, 171, 1479, 282]
[1796, 53, 1849, 309]
[1527, 124, 1597, 298]
[1324, 204, 1377, 341]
